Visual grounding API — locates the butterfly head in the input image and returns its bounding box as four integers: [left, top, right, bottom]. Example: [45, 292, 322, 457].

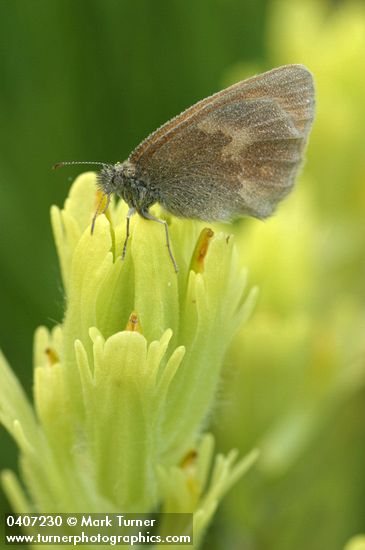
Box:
[97, 162, 126, 196]
[97, 160, 153, 213]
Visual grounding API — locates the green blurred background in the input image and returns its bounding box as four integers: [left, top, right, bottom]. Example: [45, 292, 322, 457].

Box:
[1, 0, 364, 549]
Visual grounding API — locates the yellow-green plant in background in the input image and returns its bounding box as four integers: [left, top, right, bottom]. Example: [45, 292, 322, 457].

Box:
[215, 1, 365, 549]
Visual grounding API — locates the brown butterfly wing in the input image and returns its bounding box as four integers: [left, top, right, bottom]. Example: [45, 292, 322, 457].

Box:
[129, 64, 315, 221]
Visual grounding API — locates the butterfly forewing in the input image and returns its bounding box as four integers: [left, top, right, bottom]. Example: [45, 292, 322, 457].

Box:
[129, 64, 315, 221]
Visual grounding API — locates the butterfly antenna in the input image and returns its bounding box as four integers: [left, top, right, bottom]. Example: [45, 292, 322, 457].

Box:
[52, 161, 106, 170]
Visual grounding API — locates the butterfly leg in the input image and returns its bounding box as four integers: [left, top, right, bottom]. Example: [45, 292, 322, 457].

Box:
[122, 207, 136, 261]
[142, 211, 179, 273]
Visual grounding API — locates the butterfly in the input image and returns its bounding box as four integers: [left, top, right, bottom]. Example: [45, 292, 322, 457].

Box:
[54, 64, 315, 272]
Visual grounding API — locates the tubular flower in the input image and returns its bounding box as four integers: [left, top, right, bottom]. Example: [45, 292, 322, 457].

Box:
[1, 172, 257, 546]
